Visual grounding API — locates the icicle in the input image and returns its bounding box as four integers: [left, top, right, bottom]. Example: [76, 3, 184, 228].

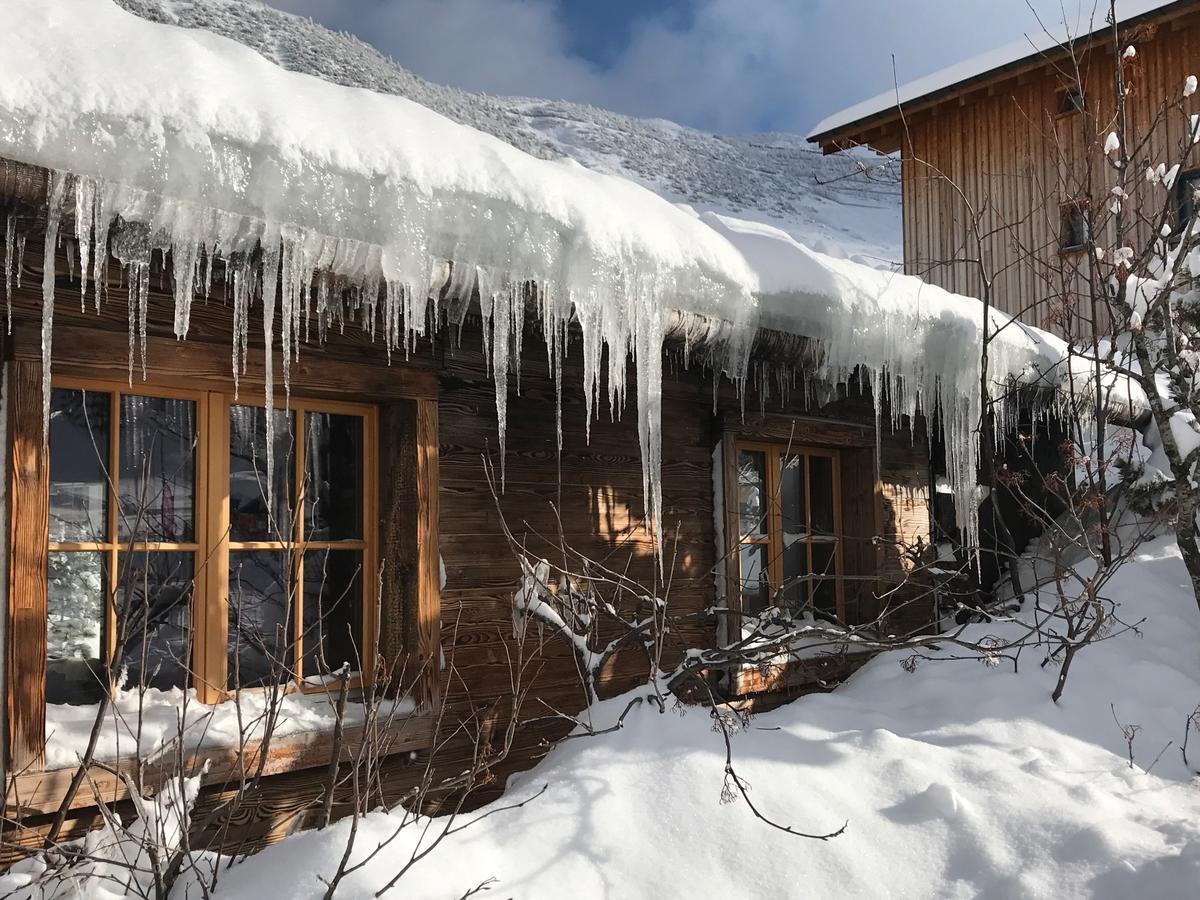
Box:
[489, 278, 511, 487]
[231, 256, 251, 400]
[260, 229, 281, 528]
[74, 175, 95, 311]
[91, 186, 109, 313]
[4, 212, 15, 335]
[41, 171, 66, 442]
[171, 238, 199, 339]
[15, 233, 25, 290]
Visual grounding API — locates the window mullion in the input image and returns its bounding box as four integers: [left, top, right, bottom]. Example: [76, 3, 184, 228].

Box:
[105, 390, 120, 680]
[804, 453, 815, 611]
[293, 405, 306, 686]
[767, 447, 782, 607]
[199, 391, 231, 703]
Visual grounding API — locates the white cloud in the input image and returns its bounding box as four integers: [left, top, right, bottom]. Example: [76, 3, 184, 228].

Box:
[264, 0, 1115, 135]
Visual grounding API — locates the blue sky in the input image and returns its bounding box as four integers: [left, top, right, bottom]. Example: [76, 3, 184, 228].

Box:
[267, 1, 1116, 135]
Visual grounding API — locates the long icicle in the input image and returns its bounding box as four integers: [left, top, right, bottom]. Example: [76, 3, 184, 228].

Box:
[4, 212, 15, 335]
[41, 172, 67, 442]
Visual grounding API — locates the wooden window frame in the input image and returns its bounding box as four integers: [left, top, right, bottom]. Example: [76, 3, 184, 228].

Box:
[1058, 199, 1091, 255]
[5, 354, 445, 773]
[1174, 168, 1200, 237]
[1054, 86, 1086, 117]
[46, 376, 379, 703]
[730, 440, 845, 628]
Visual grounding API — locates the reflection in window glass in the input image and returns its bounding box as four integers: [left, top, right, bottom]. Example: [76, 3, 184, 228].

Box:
[47, 551, 107, 706]
[739, 543, 769, 616]
[228, 551, 293, 689]
[119, 396, 196, 542]
[781, 540, 810, 615]
[49, 389, 110, 543]
[305, 413, 363, 541]
[230, 406, 295, 542]
[302, 549, 363, 679]
[810, 455, 835, 535]
[737, 450, 766, 539]
[780, 454, 807, 539]
[810, 542, 838, 617]
[116, 551, 193, 692]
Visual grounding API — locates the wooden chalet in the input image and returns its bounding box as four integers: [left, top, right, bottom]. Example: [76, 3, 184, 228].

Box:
[809, 0, 1200, 332]
[0, 0, 978, 851]
[0, 158, 936, 856]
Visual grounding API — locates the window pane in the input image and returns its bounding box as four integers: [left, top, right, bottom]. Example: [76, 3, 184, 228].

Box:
[228, 551, 294, 689]
[230, 405, 295, 542]
[47, 551, 107, 705]
[116, 551, 193, 692]
[305, 412, 363, 541]
[738, 543, 769, 617]
[811, 542, 838, 618]
[780, 454, 807, 540]
[118, 396, 196, 542]
[781, 540, 811, 616]
[49, 388, 110, 543]
[737, 450, 766, 539]
[302, 549, 363, 679]
[810, 455, 835, 536]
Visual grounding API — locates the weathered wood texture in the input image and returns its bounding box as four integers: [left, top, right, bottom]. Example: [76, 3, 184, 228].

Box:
[824, 7, 1199, 331]
[0, 231, 933, 861]
[5, 361, 49, 771]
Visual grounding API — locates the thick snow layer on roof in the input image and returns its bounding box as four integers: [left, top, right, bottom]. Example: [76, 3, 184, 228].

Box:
[809, 0, 1175, 138]
[0, 0, 766, 540]
[0, 0, 1102, 544]
[0, 0, 755, 307]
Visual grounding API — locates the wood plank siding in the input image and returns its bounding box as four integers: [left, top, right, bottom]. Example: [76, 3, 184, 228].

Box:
[0, 182, 933, 859]
[819, 4, 1200, 334]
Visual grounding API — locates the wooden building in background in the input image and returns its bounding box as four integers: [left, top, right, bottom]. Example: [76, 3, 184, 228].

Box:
[809, 0, 1200, 334]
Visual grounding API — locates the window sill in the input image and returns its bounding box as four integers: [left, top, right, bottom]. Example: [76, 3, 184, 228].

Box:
[6, 712, 435, 817]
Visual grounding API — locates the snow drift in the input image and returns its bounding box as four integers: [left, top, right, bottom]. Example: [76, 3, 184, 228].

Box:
[180, 535, 1200, 899]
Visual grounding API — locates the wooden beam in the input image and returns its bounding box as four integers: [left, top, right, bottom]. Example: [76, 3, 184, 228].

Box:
[5, 713, 435, 817]
[10, 323, 439, 404]
[414, 398, 441, 711]
[379, 399, 417, 688]
[6, 360, 48, 770]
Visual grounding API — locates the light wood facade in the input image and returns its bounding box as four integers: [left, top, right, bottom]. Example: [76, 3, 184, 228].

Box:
[811, 1, 1200, 333]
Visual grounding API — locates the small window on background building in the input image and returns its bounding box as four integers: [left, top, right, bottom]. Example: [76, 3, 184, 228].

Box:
[1060, 201, 1090, 253]
[1057, 87, 1086, 115]
[1176, 169, 1200, 236]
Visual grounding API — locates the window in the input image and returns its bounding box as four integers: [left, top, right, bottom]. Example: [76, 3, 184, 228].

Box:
[46, 381, 377, 709]
[733, 442, 843, 624]
[1175, 168, 1200, 237]
[1059, 200, 1091, 253]
[1056, 86, 1086, 116]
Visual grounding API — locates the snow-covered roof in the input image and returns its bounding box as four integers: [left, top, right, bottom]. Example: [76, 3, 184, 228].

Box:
[0, 0, 1108, 545]
[0, 0, 757, 314]
[808, 0, 1180, 141]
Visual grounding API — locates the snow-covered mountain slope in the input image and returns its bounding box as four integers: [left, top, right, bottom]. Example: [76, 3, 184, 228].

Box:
[114, 0, 900, 265]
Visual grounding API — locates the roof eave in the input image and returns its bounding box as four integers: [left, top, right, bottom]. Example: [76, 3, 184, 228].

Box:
[807, 0, 1196, 155]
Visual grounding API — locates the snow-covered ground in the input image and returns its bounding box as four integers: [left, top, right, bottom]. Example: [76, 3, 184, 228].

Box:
[189, 535, 1200, 899]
